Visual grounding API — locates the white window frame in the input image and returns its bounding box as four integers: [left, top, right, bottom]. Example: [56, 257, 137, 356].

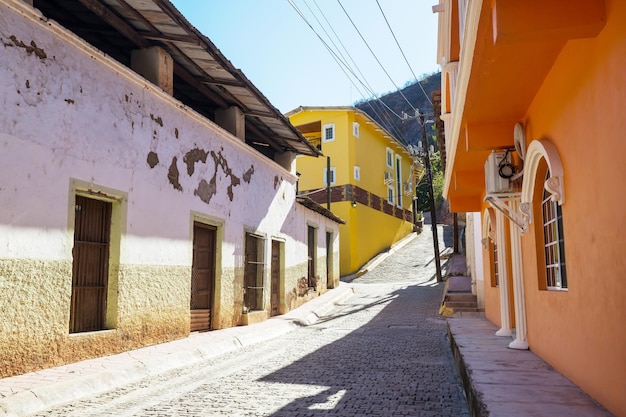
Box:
[353, 166, 360, 181]
[322, 123, 335, 143]
[387, 184, 395, 205]
[353, 122, 360, 138]
[395, 155, 402, 208]
[386, 147, 394, 169]
[541, 171, 567, 290]
[323, 166, 336, 186]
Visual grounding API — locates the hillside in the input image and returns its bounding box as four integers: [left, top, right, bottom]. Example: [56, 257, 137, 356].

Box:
[355, 72, 441, 147]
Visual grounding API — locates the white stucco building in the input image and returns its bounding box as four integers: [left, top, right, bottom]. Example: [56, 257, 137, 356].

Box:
[0, 0, 342, 378]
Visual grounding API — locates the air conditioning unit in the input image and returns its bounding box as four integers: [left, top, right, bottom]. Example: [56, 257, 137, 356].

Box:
[485, 151, 513, 194]
[403, 181, 413, 195]
[384, 171, 394, 184]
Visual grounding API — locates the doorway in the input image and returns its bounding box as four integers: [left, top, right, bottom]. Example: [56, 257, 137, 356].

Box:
[190, 223, 216, 332]
[270, 239, 282, 316]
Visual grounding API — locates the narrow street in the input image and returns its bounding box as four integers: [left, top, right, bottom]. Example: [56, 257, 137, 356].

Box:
[32, 226, 470, 417]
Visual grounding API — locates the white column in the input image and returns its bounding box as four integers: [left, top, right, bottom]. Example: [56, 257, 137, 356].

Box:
[130, 46, 173, 95]
[471, 212, 485, 308]
[215, 106, 245, 141]
[495, 210, 512, 337]
[508, 198, 529, 350]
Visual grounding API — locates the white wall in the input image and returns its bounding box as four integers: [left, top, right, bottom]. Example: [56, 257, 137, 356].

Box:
[0, 1, 338, 270]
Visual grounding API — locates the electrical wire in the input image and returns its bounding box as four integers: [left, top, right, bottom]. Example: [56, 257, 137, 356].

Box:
[336, 0, 419, 114]
[287, 0, 406, 123]
[287, 0, 412, 145]
[375, 0, 432, 106]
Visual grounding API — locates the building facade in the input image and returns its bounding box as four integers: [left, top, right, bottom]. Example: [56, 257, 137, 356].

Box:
[0, 0, 341, 378]
[287, 107, 421, 276]
[435, 0, 626, 415]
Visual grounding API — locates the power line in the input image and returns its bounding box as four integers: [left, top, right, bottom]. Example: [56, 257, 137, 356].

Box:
[375, 0, 432, 106]
[286, 0, 411, 145]
[336, 0, 419, 114]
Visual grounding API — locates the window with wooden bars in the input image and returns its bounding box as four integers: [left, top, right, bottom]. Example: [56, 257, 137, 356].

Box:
[244, 233, 264, 312]
[70, 196, 111, 333]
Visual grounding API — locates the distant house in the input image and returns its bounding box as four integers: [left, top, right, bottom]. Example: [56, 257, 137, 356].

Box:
[287, 107, 422, 277]
[435, 0, 626, 415]
[0, 0, 342, 378]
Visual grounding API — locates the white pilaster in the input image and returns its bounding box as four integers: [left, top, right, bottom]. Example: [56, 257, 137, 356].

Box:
[508, 198, 529, 350]
[494, 210, 512, 337]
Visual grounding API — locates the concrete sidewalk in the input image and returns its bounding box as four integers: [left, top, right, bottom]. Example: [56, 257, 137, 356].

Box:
[448, 318, 614, 417]
[0, 284, 354, 417]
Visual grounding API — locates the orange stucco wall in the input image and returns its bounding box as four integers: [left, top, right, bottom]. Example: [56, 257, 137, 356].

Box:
[520, 1, 626, 415]
[482, 247, 501, 327]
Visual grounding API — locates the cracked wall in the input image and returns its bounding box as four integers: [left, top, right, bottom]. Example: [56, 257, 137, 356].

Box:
[0, 1, 340, 377]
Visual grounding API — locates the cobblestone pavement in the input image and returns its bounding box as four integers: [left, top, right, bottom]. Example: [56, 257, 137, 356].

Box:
[32, 227, 469, 417]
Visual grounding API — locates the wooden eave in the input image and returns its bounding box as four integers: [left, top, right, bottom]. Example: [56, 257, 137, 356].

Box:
[296, 197, 346, 225]
[444, 0, 605, 212]
[33, 0, 321, 157]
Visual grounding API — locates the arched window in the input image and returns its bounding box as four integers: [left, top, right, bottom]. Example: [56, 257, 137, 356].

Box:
[541, 169, 567, 289]
[482, 208, 499, 287]
[520, 139, 567, 291]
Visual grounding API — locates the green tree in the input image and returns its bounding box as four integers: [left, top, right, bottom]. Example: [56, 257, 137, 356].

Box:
[416, 151, 444, 212]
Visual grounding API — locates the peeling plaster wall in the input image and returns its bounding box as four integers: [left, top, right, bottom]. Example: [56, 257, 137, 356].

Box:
[0, 1, 340, 377]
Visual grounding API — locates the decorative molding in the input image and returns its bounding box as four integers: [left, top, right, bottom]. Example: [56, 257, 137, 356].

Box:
[544, 175, 563, 203]
[520, 138, 565, 206]
[519, 201, 533, 224]
[481, 238, 488, 250]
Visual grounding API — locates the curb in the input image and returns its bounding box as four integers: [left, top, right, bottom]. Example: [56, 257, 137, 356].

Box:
[446, 321, 486, 417]
[342, 233, 418, 281]
[0, 284, 355, 417]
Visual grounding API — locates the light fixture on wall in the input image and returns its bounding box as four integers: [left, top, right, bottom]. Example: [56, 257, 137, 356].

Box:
[351, 199, 357, 208]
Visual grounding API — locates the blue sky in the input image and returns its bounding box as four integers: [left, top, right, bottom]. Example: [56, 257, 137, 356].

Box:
[170, 1, 440, 113]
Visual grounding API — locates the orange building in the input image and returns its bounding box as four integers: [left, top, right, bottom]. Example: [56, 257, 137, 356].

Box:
[436, 0, 626, 415]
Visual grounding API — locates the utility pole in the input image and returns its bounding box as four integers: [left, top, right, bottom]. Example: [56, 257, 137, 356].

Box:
[326, 156, 331, 210]
[419, 111, 443, 282]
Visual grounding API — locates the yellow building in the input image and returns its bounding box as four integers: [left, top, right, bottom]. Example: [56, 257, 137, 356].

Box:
[287, 107, 422, 276]
[436, 0, 626, 415]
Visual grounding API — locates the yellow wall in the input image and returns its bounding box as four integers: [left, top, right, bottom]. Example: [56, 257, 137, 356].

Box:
[517, 2, 626, 414]
[291, 108, 415, 276]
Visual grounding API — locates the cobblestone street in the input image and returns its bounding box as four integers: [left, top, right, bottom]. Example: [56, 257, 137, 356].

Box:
[32, 228, 470, 417]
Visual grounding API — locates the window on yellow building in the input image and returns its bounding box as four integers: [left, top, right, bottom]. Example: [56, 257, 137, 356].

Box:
[323, 167, 336, 186]
[323, 123, 335, 143]
[395, 156, 402, 208]
[386, 148, 394, 169]
[387, 184, 395, 205]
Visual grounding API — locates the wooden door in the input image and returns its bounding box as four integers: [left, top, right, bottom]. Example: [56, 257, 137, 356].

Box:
[190, 223, 216, 332]
[70, 196, 111, 333]
[270, 240, 281, 316]
[326, 231, 333, 289]
[307, 226, 316, 288]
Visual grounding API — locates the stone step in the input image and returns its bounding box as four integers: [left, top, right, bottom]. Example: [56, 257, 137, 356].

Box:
[451, 307, 483, 313]
[445, 293, 476, 302]
[445, 301, 478, 309]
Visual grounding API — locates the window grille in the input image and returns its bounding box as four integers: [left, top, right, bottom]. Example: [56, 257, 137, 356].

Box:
[541, 172, 567, 289]
[323, 123, 335, 142]
[492, 240, 499, 287]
